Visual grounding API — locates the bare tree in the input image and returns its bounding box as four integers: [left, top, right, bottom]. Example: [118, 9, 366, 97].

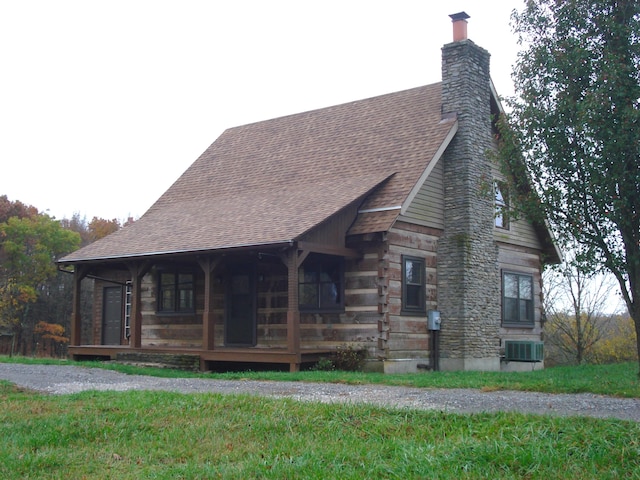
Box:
[544, 261, 617, 365]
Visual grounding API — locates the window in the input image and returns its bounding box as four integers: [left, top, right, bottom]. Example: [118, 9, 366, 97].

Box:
[402, 256, 426, 315]
[158, 272, 194, 313]
[502, 272, 534, 326]
[494, 181, 509, 229]
[299, 254, 343, 312]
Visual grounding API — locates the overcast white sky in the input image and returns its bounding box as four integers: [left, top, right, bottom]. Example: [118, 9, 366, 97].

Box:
[1, 0, 524, 221]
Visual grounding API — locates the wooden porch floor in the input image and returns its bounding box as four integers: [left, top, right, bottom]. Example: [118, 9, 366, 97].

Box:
[68, 345, 333, 372]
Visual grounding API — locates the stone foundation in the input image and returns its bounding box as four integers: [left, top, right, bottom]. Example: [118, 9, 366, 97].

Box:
[115, 352, 200, 371]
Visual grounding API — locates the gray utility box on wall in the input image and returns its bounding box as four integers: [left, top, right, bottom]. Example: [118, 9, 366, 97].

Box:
[427, 310, 441, 331]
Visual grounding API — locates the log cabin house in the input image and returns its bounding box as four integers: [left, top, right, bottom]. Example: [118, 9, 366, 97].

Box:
[59, 13, 561, 373]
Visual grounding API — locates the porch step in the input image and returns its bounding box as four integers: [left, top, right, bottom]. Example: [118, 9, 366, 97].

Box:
[114, 352, 200, 371]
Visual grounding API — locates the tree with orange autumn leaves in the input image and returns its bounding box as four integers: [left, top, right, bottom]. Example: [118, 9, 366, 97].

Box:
[0, 195, 130, 356]
[0, 198, 80, 354]
[33, 321, 69, 356]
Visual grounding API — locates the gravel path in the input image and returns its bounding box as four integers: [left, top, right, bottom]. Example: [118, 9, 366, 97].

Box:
[1, 363, 639, 422]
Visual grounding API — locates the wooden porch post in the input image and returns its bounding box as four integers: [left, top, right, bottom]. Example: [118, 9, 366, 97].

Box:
[286, 248, 303, 372]
[70, 265, 88, 346]
[198, 257, 220, 351]
[127, 261, 151, 349]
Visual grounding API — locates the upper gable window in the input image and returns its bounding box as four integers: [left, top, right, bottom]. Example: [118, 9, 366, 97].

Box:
[494, 181, 510, 229]
[298, 254, 343, 312]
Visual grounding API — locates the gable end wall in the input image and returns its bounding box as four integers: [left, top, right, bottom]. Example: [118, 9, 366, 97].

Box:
[401, 158, 445, 229]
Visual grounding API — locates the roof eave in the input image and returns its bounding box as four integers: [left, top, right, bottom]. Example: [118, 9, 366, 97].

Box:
[57, 240, 295, 265]
[536, 219, 563, 265]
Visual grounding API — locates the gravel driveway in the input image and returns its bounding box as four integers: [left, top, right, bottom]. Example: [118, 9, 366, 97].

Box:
[1, 363, 639, 422]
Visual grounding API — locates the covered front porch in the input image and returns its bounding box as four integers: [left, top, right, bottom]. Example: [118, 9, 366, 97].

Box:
[67, 345, 334, 372]
[66, 241, 363, 372]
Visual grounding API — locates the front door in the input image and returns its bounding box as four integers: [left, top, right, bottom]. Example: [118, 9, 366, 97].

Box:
[102, 286, 123, 345]
[225, 265, 257, 347]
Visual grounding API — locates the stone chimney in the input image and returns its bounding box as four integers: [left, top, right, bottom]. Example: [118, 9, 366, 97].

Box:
[450, 11, 470, 42]
[437, 13, 501, 371]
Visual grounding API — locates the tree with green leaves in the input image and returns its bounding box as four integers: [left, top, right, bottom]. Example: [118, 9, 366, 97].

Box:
[0, 212, 80, 355]
[498, 0, 640, 372]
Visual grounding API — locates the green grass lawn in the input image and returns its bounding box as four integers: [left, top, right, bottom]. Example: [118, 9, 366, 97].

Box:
[216, 361, 640, 398]
[0, 359, 639, 478]
[1, 382, 639, 479]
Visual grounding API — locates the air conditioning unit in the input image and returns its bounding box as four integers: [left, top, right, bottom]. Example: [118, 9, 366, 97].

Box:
[504, 341, 544, 362]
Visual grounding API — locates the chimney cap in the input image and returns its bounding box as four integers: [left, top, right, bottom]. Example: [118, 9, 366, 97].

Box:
[449, 12, 470, 42]
[449, 12, 470, 22]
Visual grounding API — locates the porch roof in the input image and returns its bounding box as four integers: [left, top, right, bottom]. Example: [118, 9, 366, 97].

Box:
[60, 82, 456, 263]
[60, 173, 390, 262]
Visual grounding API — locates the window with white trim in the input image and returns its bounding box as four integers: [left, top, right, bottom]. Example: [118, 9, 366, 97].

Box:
[495, 181, 510, 229]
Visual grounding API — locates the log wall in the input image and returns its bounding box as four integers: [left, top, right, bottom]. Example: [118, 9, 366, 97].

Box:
[384, 221, 440, 360]
[297, 244, 382, 355]
[141, 270, 203, 348]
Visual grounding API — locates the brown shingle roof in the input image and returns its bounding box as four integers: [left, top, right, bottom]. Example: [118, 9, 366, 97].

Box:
[61, 82, 456, 263]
